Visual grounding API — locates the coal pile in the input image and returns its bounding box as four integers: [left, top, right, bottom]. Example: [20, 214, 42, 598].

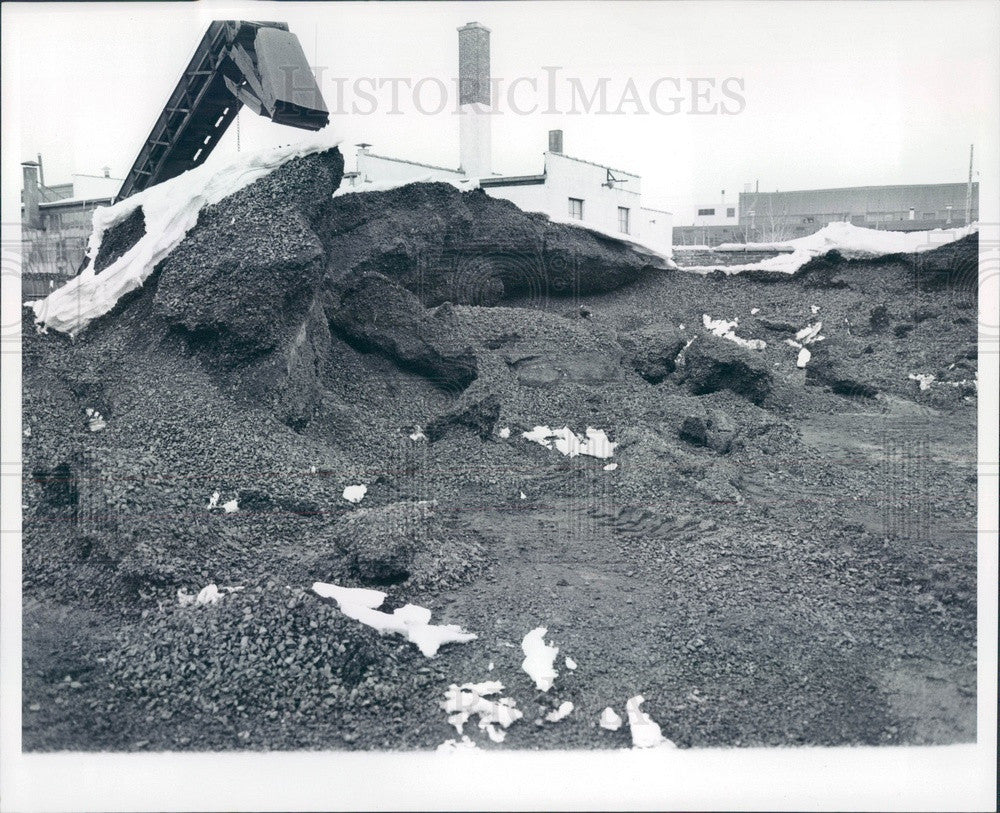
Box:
[21, 149, 978, 752]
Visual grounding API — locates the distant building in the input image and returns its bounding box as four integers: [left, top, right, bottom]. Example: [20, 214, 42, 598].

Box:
[21, 161, 122, 299]
[673, 196, 740, 246]
[341, 23, 673, 253]
[738, 182, 979, 242]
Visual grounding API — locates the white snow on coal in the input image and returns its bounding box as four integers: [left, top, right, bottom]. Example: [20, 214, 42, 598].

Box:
[626, 695, 675, 749]
[522, 426, 617, 459]
[28, 135, 342, 337]
[545, 701, 574, 722]
[909, 373, 936, 390]
[177, 584, 244, 607]
[683, 221, 979, 276]
[786, 320, 825, 367]
[342, 484, 367, 503]
[436, 735, 479, 753]
[521, 627, 559, 691]
[312, 581, 476, 657]
[441, 681, 523, 740]
[702, 315, 766, 351]
[599, 706, 623, 731]
[84, 407, 106, 432]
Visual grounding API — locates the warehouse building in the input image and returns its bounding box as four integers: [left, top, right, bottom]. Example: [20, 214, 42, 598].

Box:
[737, 182, 979, 242]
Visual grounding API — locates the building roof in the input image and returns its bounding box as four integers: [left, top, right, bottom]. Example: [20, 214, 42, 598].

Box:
[365, 152, 461, 175]
[480, 174, 546, 187]
[547, 151, 641, 179]
[38, 195, 113, 209]
[738, 182, 978, 216]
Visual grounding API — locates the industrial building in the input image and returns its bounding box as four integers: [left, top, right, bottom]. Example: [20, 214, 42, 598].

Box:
[672, 196, 741, 246]
[20, 161, 122, 298]
[737, 182, 979, 242]
[342, 22, 674, 253]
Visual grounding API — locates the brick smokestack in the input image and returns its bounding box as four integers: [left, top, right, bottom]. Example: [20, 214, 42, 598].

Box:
[458, 22, 491, 178]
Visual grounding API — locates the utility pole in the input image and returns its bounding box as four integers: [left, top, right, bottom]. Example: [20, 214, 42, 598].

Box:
[965, 144, 974, 225]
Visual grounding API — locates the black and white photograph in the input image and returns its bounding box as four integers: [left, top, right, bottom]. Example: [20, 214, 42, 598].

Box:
[1, 1, 997, 810]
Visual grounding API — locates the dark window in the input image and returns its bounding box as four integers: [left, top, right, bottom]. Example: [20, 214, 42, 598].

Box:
[568, 198, 584, 220]
[726, 208, 735, 218]
[697, 208, 715, 216]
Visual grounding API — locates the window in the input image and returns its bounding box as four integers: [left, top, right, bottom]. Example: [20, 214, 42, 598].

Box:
[726, 208, 735, 218]
[568, 197, 584, 220]
[697, 208, 715, 216]
[618, 206, 630, 234]
[922, 212, 935, 220]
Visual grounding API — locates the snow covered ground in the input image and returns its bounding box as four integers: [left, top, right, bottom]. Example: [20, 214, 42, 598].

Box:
[681, 221, 979, 275]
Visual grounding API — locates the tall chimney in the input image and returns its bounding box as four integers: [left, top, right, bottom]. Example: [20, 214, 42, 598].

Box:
[548, 129, 563, 154]
[458, 22, 492, 177]
[22, 161, 41, 230]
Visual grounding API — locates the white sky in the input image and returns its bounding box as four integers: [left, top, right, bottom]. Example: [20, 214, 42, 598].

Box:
[5, 0, 1000, 213]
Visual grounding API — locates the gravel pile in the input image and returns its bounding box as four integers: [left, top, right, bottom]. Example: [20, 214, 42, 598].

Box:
[312, 500, 491, 592]
[107, 582, 388, 724]
[21, 154, 977, 751]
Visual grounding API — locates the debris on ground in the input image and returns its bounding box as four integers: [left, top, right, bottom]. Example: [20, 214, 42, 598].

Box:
[441, 681, 523, 739]
[599, 707, 623, 731]
[521, 627, 559, 691]
[312, 582, 476, 657]
[626, 695, 674, 749]
[545, 701, 574, 722]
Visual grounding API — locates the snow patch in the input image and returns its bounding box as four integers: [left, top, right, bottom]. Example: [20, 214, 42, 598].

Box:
[599, 707, 623, 731]
[206, 491, 220, 510]
[84, 407, 106, 432]
[342, 484, 367, 503]
[312, 581, 476, 657]
[603, 463, 618, 471]
[565, 656, 578, 670]
[442, 681, 523, 738]
[702, 314, 766, 351]
[626, 695, 675, 749]
[498, 426, 511, 439]
[28, 135, 342, 336]
[683, 222, 979, 276]
[521, 627, 559, 691]
[408, 426, 427, 442]
[545, 701, 574, 722]
[522, 426, 617, 459]
[436, 735, 479, 753]
[222, 498, 239, 514]
[908, 373, 935, 391]
[177, 583, 244, 607]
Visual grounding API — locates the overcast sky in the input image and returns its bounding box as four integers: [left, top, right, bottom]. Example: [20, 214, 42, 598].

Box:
[5, 0, 999, 213]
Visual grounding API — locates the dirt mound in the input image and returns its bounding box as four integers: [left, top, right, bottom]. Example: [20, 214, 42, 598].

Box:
[618, 324, 686, 384]
[681, 334, 772, 404]
[21, 151, 977, 753]
[806, 340, 879, 398]
[322, 182, 666, 307]
[313, 500, 490, 591]
[107, 582, 387, 726]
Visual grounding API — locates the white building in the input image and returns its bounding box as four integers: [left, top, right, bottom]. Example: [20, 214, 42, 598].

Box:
[341, 22, 673, 254]
[678, 198, 738, 227]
